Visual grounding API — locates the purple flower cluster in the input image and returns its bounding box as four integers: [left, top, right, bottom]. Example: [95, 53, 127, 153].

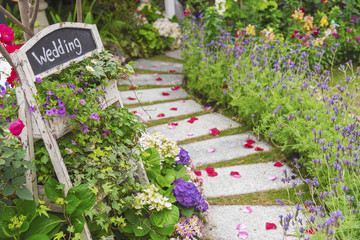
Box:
[172, 178, 208, 212]
[176, 147, 190, 165]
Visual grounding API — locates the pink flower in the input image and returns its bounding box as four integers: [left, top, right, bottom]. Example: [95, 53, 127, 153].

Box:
[0, 24, 14, 45]
[9, 119, 25, 136]
[355, 37, 360, 41]
[347, 28, 354, 32]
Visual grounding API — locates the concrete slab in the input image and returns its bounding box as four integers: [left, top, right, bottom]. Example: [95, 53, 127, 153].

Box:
[181, 133, 273, 166]
[134, 59, 183, 72]
[121, 88, 188, 105]
[118, 74, 184, 86]
[199, 162, 303, 198]
[147, 113, 240, 142]
[165, 49, 182, 60]
[206, 205, 297, 240]
[128, 100, 203, 121]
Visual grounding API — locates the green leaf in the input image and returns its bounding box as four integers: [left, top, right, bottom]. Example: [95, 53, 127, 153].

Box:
[3, 184, 15, 196]
[69, 215, 86, 234]
[155, 175, 169, 188]
[175, 166, 187, 179]
[25, 234, 50, 240]
[124, 210, 138, 224]
[14, 199, 36, 222]
[15, 187, 33, 200]
[67, 184, 96, 216]
[150, 206, 179, 227]
[12, 177, 26, 186]
[65, 194, 81, 215]
[44, 179, 64, 203]
[178, 205, 194, 218]
[150, 231, 167, 240]
[22, 214, 62, 239]
[153, 224, 175, 236]
[121, 221, 134, 233]
[132, 218, 151, 237]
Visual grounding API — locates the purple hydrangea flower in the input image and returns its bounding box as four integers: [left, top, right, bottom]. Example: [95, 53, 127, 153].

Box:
[172, 179, 208, 212]
[176, 147, 190, 165]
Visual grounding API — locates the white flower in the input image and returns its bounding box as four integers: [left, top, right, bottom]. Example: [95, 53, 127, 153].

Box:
[215, 0, 226, 15]
[86, 65, 94, 72]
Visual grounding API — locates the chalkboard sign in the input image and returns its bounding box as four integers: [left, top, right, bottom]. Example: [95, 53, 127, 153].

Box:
[26, 28, 97, 75]
[10, 22, 103, 79]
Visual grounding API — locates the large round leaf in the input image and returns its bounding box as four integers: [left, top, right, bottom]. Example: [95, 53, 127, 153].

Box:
[132, 218, 151, 237]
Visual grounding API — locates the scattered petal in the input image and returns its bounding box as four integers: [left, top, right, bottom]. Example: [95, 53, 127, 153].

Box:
[128, 97, 136, 100]
[209, 128, 220, 136]
[179, 100, 185, 103]
[132, 111, 143, 116]
[162, 92, 169, 96]
[194, 171, 202, 176]
[134, 73, 139, 76]
[274, 161, 284, 167]
[138, 65, 144, 69]
[207, 171, 218, 177]
[230, 171, 242, 178]
[187, 117, 199, 123]
[255, 147, 264, 151]
[170, 108, 177, 111]
[156, 82, 163, 85]
[169, 70, 176, 72]
[243, 206, 252, 213]
[268, 176, 277, 181]
[236, 224, 247, 230]
[171, 86, 181, 90]
[129, 86, 137, 90]
[157, 113, 165, 117]
[238, 231, 248, 239]
[206, 168, 215, 173]
[171, 123, 178, 126]
[153, 73, 159, 76]
[168, 124, 176, 129]
[305, 227, 318, 235]
[152, 65, 157, 68]
[233, 174, 242, 178]
[222, 85, 229, 89]
[205, 106, 212, 110]
[156, 77, 163, 81]
[187, 132, 194, 136]
[244, 143, 253, 148]
[207, 148, 216, 153]
[247, 139, 255, 144]
[265, 222, 277, 230]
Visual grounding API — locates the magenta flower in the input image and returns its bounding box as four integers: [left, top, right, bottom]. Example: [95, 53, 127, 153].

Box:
[79, 99, 86, 105]
[355, 37, 360, 41]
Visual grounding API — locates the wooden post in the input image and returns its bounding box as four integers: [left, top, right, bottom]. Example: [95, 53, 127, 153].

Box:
[76, 0, 82, 22]
[165, 0, 176, 18]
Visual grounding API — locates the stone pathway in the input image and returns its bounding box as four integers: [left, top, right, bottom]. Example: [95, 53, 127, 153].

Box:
[120, 52, 302, 240]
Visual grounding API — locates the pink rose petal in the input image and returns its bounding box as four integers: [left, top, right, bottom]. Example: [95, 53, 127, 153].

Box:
[266, 222, 277, 230]
[168, 125, 176, 129]
[194, 171, 202, 176]
[170, 108, 177, 111]
[209, 128, 220, 136]
[156, 82, 163, 85]
[233, 174, 242, 179]
[268, 176, 277, 181]
[156, 77, 163, 81]
[238, 231, 249, 239]
[157, 113, 165, 117]
[206, 167, 214, 173]
[187, 132, 194, 136]
[153, 73, 159, 76]
[207, 171, 218, 177]
[188, 117, 199, 124]
[247, 139, 256, 144]
[138, 66, 144, 69]
[128, 97, 136, 100]
[236, 224, 247, 230]
[255, 147, 264, 151]
[169, 70, 176, 72]
[171, 123, 178, 126]
[205, 106, 212, 110]
[129, 86, 137, 90]
[162, 92, 169, 96]
[179, 100, 185, 103]
[243, 206, 252, 213]
[274, 161, 284, 167]
[207, 148, 216, 153]
[171, 86, 181, 90]
[134, 73, 139, 76]
[152, 65, 157, 68]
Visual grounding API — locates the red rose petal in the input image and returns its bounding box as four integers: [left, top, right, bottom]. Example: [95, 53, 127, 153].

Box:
[210, 128, 220, 136]
[274, 161, 284, 167]
[187, 117, 199, 124]
[305, 227, 318, 235]
[169, 70, 176, 72]
[265, 222, 277, 230]
[128, 97, 136, 100]
[194, 171, 202, 176]
[171, 86, 181, 90]
[129, 86, 137, 90]
[244, 143, 253, 148]
[230, 171, 240, 176]
[247, 139, 255, 144]
[207, 171, 218, 177]
[162, 92, 169, 96]
[170, 108, 177, 111]
[156, 77, 163, 81]
[206, 167, 215, 173]
[255, 147, 264, 151]
[157, 113, 165, 117]
[171, 123, 178, 126]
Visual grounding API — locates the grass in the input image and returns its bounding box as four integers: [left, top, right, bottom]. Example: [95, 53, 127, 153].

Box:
[207, 184, 311, 206]
[196, 148, 284, 170]
[148, 54, 183, 63]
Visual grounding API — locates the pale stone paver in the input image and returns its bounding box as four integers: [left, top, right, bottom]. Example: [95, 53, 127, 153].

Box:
[181, 133, 272, 166]
[118, 74, 184, 86]
[147, 113, 240, 142]
[128, 100, 203, 122]
[121, 87, 188, 105]
[206, 205, 297, 240]
[200, 162, 303, 198]
[134, 59, 183, 72]
[165, 49, 182, 60]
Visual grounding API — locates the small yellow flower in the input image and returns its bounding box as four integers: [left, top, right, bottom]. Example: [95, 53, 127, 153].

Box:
[303, 16, 314, 31]
[291, 9, 304, 21]
[320, 15, 329, 27]
[245, 24, 256, 36]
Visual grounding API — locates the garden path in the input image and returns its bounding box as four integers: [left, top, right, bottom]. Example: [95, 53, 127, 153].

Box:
[119, 51, 302, 240]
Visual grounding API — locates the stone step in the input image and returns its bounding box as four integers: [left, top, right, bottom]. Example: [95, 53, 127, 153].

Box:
[134, 59, 183, 72]
[147, 113, 240, 142]
[200, 162, 303, 198]
[206, 205, 296, 240]
[181, 133, 272, 167]
[118, 74, 184, 86]
[128, 100, 203, 122]
[165, 49, 182, 60]
[121, 87, 188, 105]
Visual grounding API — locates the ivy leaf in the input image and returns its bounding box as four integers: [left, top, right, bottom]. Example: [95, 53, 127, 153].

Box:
[44, 179, 64, 203]
[15, 187, 33, 200]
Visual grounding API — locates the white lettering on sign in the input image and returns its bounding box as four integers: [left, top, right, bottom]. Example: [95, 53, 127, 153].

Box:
[31, 38, 83, 65]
